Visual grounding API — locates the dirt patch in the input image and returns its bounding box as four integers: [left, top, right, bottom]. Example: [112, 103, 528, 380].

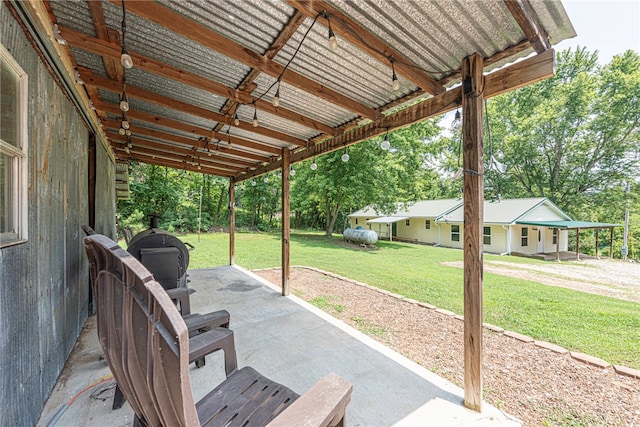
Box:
[442, 258, 640, 303]
[255, 267, 640, 427]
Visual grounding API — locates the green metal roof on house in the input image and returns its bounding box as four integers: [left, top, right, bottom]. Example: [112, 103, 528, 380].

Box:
[350, 199, 462, 218]
[442, 197, 571, 224]
[516, 220, 621, 229]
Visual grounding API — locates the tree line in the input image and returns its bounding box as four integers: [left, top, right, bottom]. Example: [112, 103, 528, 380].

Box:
[117, 48, 639, 259]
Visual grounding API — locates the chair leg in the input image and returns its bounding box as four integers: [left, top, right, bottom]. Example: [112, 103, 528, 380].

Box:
[112, 384, 126, 410]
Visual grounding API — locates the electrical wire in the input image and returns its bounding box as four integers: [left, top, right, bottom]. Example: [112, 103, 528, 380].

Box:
[46, 375, 114, 427]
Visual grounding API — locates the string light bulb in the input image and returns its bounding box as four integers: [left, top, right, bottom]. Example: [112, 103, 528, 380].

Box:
[390, 58, 400, 91]
[121, 118, 130, 130]
[119, 93, 129, 112]
[326, 14, 338, 51]
[251, 180, 257, 186]
[310, 158, 318, 170]
[118, 127, 126, 136]
[290, 166, 296, 176]
[264, 176, 269, 183]
[451, 108, 462, 130]
[233, 113, 240, 126]
[380, 129, 391, 150]
[127, 142, 132, 149]
[273, 82, 281, 108]
[125, 129, 131, 136]
[120, 49, 133, 69]
[252, 104, 259, 127]
[341, 147, 349, 162]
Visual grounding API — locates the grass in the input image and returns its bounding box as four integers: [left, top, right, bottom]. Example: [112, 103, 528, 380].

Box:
[182, 230, 640, 369]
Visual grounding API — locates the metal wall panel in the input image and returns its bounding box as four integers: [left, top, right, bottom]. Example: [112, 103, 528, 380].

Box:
[0, 3, 109, 425]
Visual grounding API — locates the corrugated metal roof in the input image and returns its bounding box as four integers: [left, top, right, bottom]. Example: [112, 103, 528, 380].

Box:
[515, 220, 621, 229]
[443, 197, 563, 224]
[45, 0, 576, 179]
[351, 199, 462, 218]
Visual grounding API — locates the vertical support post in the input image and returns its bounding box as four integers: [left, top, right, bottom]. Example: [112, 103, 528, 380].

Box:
[281, 148, 291, 296]
[555, 229, 560, 261]
[576, 228, 580, 261]
[229, 177, 236, 265]
[595, 228, 599, 259]
[462, 53, 484, 412]
[609, 227, 614, 259]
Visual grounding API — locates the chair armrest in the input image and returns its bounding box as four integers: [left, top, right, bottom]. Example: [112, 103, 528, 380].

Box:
[189, 327, 237, 376]
[183, 310, 230, 332]
[266, 374, 352, 427]
[165, 287, 191, 315]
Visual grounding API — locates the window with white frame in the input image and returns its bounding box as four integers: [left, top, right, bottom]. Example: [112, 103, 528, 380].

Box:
[483, 226, 491, 245]
[425, 220, 431, 230]
[451, 224, 460, 242]
[1, 45, 28, 247]
[521, 227, 529, 247]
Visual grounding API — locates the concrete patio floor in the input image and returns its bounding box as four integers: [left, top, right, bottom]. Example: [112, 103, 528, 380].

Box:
[38, 265, 520, 427]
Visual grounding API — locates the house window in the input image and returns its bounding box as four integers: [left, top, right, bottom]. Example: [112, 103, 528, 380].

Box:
[405, 219, 410, 226]
[521, 227, 529, 247]
[1, 45, 28, 247]
[451, 225, 460, 242]
[425, 220, 431, 230]
[552, 228, 558, 244]
[355, 218, 358, 225]
[483, 226, 491, 245]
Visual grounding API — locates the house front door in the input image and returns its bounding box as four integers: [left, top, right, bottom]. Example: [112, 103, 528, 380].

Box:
[537, 228, 544, 253]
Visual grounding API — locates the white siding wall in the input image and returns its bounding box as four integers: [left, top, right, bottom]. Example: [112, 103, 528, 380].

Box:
[519, 204, 567, 222]
[396, 218, 438, 243]
[440, 223, 463, 249]
[483, 225, 508, 254]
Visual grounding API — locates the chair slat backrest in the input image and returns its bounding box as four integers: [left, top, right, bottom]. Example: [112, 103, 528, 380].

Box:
[84, 235, 199, 426]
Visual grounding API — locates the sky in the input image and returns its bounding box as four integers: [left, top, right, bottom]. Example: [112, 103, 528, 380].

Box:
[554, 0, 640, 64]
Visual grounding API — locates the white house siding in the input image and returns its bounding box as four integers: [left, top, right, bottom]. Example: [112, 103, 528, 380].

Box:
[439, 223, 464, 249]
[510, 225, 537, 254]
[483, 225, 508, 254]
[519, 204, 566, 222]
[396, 218, 439, 243]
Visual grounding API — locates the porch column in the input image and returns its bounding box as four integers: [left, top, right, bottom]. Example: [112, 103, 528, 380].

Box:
[595, 228, 600, 259]
[576, 228, 580, 261]
[462, 53, 484, 412]
[229, 177, 236, 265]
[281, 148, 291, 296]
[609, 227, 614, 258]
[555, 228, 560, 262]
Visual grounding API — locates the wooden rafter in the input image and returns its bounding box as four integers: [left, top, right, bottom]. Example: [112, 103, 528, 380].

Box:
[77, 67, 307, 147]
[239, 49, 554, 181]
[86, 1, 123, 82]
[109, 0, 383, 121]
[94, 101, 281, 156]
[114, 150, 234, 176]
[287, 0, 445, 95]
[58, 25, 337, 136]
[503, 0, 551, 54]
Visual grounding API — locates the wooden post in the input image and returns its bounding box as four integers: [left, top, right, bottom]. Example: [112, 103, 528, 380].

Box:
[462, 53, 484, 412]
[595, 228, 599, 259]
[281, 148, 291, 296]
[575, 228, 580, 261]
[229, 177, 236, 265]
[609, 227, 614, 258]
[555, 229, 560, 261]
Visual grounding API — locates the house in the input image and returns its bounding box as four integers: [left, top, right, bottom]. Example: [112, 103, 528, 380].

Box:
[349, 197, 574, 255]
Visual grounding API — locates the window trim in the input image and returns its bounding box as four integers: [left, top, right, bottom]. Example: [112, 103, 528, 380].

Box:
[451, 224, 460, 242]
[425, 219, 431, 230]
[552, 228, 558, 245]
[483, 226, 491, 245]
[0, 44, 28, 248]
[521, 227, 529, 247]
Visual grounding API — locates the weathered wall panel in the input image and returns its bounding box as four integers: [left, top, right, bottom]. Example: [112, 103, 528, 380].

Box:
[0, 3, 110, 425]
[95, 140, 117, 238]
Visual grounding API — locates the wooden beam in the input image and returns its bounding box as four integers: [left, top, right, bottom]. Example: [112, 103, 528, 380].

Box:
[462, 53, 484, 412]
[109, 0, 382, 120]
[281, 148, 291, 296]
[58, 25, 337, 136]
[95, 100, 281, 157]
[86, 2, 123, 82]
[229, 178, 236, 265]
[114, 150, 233, 176]
[503, 0, 551, 54]
[236, 49, 554, 181]
[287, 0, 445, 95]
[78, 67, 308, 147]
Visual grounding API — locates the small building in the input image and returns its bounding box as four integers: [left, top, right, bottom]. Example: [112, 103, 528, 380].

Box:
[349, 197, 573, 255]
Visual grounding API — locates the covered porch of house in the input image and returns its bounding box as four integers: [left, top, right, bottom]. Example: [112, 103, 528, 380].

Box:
[37, 265, 518, 427]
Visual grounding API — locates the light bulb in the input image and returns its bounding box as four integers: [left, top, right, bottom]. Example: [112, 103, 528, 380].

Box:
[328, 26, 338, 51]
[381, 138, 391, 150]
[125, 129, 131, 136]
[264, 177, 269, 183]
[121, 120, 130, 130]
[127, 142, 132, 148]
[310, 161, 317, 171]
[341, 151, 349, 162]
[252, 110, 258, 127]
[197, 165, 201, 170]
[251, 180, 257, 186]
[233, 115, 240, 126]
[120, 50, 133, 69]
[119, 98, 129, 112]
[207, 150, 212, 156]
[124, 146, 130, 154]
[118, 127, 126, 135]
[451, 110, 462, 130]
[392, 77, 400, 91]
[290, 168, 296, 176]
[273, 87, 280, 108]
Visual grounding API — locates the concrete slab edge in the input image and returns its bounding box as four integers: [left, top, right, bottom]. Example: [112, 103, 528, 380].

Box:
[261, 265, 638, 380]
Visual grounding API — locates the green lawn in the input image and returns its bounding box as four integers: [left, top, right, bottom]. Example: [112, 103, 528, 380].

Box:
[182, 230, 640, 369]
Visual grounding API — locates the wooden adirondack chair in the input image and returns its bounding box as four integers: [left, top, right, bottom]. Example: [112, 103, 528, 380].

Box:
[83, 234, 235, 410]
[84, 234, 352, 427]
